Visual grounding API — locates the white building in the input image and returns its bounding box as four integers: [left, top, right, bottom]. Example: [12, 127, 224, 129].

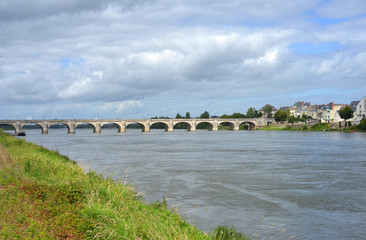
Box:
[353, 97, 366, 122]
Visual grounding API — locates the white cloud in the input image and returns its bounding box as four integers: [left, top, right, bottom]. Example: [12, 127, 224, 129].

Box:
[317, 0, 366, 19]
[0, 0, 365, 119]
[116, 100, 143, 113]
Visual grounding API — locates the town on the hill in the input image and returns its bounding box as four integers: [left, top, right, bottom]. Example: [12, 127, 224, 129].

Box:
[267, 96, 365, 124]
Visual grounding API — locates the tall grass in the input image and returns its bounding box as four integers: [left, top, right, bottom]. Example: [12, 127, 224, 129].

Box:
[0, 131, 210, 239]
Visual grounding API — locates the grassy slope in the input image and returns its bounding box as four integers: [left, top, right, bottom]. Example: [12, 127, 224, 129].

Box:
[0, 132, 213, 239]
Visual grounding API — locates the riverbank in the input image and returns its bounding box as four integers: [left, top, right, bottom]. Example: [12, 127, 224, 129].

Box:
[260, 120, 366, 132]
[0, 131, 250, 239]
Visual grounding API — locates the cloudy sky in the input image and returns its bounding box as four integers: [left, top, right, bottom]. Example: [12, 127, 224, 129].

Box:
[1, 0, 365, 119]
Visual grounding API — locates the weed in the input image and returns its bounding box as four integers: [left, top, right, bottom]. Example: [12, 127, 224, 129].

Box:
[213, 225, 250, 240]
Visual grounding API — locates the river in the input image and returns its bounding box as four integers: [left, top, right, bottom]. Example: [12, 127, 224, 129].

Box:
[18, 128, 366, 240]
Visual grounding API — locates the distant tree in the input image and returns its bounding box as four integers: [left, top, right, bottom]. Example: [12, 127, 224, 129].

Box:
[339, 105, 354, 125]
[274, 110, 288, 123]
[246, 107, 262, 118]
[231, 112, 245, 118]
[262, 104, 275, 118]
[219, 114, 231, 119]
[356, 119, 366, 131]
[287, 115, 297, 125]
[200, 111, 210, 119]
[185, 112, 191, 119]
[175, 113, 183, 119]
[301, 114, 313, 121]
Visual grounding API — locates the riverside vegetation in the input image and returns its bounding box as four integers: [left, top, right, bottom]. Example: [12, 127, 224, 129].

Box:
[0, 130, 250, 240]
[260, 119, 366, 132]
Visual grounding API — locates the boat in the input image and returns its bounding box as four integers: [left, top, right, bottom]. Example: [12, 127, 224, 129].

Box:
[15, 131, 26, 136]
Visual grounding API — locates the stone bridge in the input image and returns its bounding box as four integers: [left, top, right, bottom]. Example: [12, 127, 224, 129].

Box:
[0, 118, 273, 134]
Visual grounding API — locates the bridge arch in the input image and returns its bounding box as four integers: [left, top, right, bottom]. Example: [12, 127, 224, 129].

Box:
[126, 122, 147, 132]
[173, 121, 193, 131]
[76, 122, 97, 133]
[49, 123, 71, 133]
[239, 121, 256, 130]
[150, 122, 170, 131]
[0, 123, 17, 133]
[101, 122, 123, 132]
[218, 121, 236, 130]
[21, 122, 47, 134]
[196, 121, 215, 131]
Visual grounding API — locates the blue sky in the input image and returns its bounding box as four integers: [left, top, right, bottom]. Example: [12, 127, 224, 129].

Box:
[0, 0, 365, 119]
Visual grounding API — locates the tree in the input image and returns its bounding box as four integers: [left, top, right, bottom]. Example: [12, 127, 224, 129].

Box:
[231, 112, 245, 118]
[200, 111, 210, 118]
[175, 113, 183, 119]
[219, 114, 231, 119]
[274, 110, 288, 123]
[262, 104, 275, 118]
[246, 107, 261, 118]
[185, 112, 191, 119]
[356, 119, 366, 131]
[339, 105, 353, 123]
[287, 115, 297, 125]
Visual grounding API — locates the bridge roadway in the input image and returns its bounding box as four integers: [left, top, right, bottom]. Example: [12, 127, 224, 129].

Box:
[0, 118, 273, 134]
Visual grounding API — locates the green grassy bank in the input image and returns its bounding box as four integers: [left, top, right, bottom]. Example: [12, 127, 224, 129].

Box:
[0, 131, 250, 240]
[260, 119, 366, 132]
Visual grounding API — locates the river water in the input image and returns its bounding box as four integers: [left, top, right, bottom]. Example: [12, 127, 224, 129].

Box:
[19, 128, 366, 240]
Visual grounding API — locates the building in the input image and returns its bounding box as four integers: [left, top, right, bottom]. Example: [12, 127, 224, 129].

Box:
[353, 97, 366, 122]
[290, 101, 320, 120]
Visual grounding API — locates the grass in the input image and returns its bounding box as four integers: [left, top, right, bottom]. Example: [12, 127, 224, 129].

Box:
[260, 122, 366, 132]
[0, 130, 255, 239]
[0, 131, 214, 239]
[259, 124, 288, 131]
[213, 226, 250, 240]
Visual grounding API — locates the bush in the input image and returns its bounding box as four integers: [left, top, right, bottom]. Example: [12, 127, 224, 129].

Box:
[213, 225, 249, 240]
[311, 123, 331, 131]
[356, 119, 366, 131]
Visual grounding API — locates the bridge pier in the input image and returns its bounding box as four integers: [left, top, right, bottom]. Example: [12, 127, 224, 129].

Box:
[233, 120, 240, 131]
[94, 122, 101, 133]
[143, 125, 150, 132]
[68, 122, 75, 134]
[143, 121, 150, 132]
[14, 122, 21, 134]
[189, 124, 196, 131]
[119, 123, 126, 133]
[41, 122, 49, 134]
[166, 121, 174, 132]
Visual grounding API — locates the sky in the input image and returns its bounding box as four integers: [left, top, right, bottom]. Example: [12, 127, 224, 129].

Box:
[0, 0, 365, 120]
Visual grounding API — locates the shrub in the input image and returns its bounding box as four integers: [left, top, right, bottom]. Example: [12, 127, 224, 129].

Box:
[310, 123, 330, 131]
[356, 119, 366, 131]
[213, 225, 249, 240]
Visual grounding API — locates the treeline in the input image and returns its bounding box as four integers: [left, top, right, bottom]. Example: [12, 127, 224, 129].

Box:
[151, 109, 263, 129]
[273, 111, 314, 123]
[151, 108, 263, 121]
